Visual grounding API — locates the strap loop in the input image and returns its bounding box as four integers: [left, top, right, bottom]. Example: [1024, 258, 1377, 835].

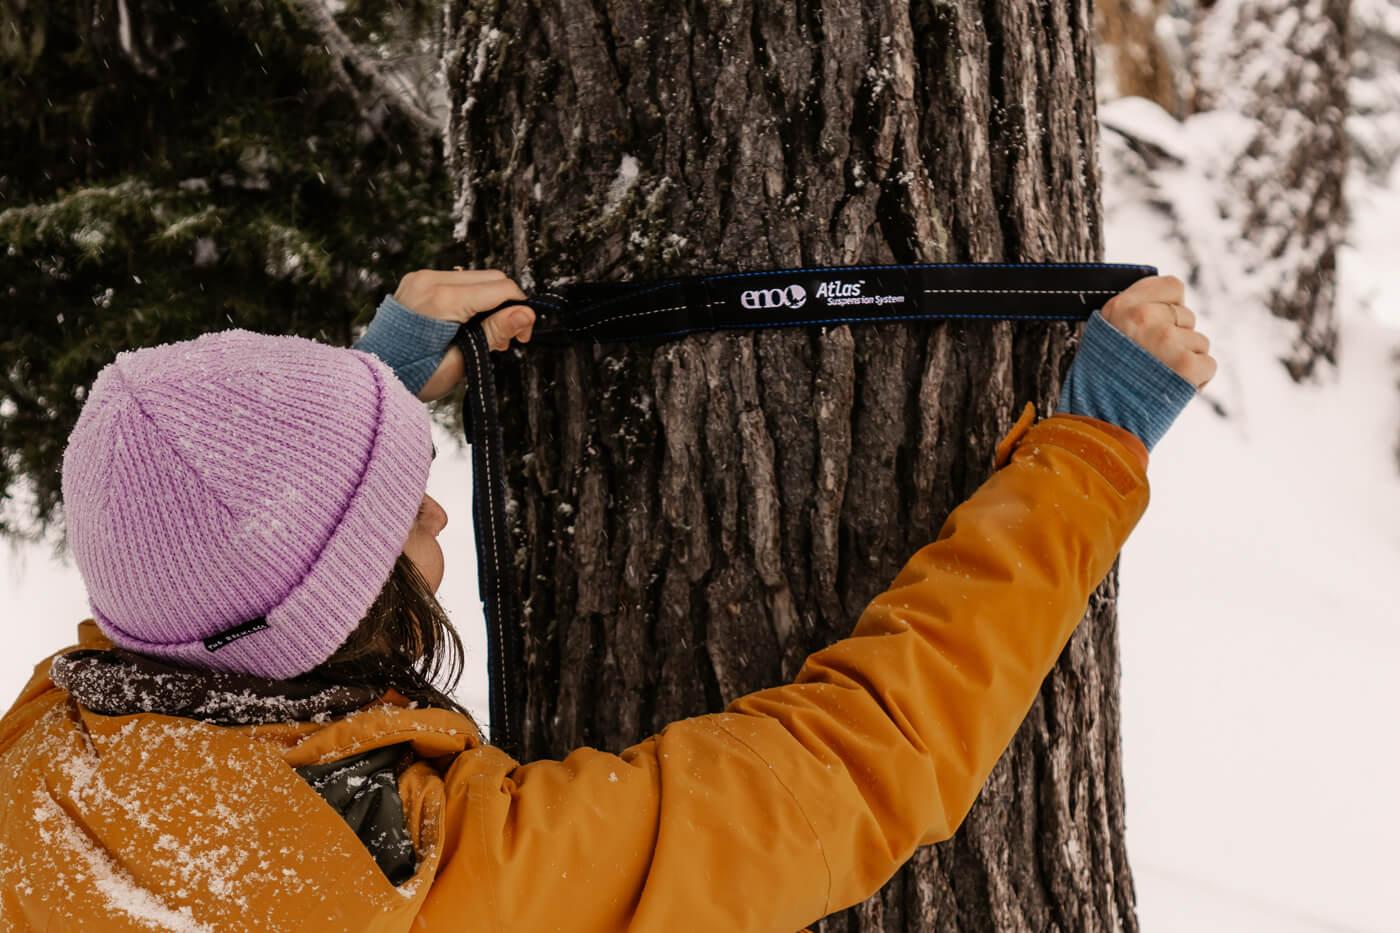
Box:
[455, 262, 1155, 759]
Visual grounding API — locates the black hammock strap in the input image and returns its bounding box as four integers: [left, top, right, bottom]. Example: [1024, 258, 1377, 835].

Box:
[450, 261, 1155, 758]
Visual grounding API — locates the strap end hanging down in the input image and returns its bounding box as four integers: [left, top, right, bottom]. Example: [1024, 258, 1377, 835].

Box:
[450, 319, 522, 759]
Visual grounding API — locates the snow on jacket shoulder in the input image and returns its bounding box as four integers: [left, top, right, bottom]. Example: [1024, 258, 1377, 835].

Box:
[0, 406, 1150, 933]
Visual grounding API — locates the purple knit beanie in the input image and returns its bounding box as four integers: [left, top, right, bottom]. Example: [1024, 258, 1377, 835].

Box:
[61, 329, 433, 680]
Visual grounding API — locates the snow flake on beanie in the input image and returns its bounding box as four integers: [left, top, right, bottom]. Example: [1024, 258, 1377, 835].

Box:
[61, 329, 433, 680]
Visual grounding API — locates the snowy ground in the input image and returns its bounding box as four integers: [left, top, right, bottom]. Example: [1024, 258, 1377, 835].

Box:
[4, 98, 1398, 931]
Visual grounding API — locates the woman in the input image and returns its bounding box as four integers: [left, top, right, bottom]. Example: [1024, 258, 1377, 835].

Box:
[0, 269, 1212, 931]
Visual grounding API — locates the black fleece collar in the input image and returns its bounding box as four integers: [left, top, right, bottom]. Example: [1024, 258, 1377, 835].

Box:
[49, 648, 379, 726]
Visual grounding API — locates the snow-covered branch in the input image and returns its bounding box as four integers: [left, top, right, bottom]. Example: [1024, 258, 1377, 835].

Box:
[284, 0, 441, 143]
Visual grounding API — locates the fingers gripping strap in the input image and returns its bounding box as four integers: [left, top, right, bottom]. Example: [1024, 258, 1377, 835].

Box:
[457, 262, 1155, 758]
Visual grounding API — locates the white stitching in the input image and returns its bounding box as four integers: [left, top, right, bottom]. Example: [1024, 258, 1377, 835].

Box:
[922, 288, 1116, 295]
[466, 330, 509, 747]
[579, 304, 690, 330]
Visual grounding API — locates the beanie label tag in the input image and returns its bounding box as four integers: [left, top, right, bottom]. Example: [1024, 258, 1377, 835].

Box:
[204, 617, 270, 652]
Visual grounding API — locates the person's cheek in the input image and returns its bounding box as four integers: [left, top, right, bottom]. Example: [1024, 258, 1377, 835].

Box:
[424, 535, 444, 590]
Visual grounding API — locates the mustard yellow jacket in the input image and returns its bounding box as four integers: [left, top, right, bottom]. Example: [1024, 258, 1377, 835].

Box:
[0, 406, 1149, 932]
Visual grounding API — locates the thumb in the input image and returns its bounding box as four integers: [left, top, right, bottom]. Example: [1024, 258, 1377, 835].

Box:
[482, 305, 536, 351]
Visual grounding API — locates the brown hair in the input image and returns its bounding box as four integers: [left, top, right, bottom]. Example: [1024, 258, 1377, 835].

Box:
[301, 553, 473, 720]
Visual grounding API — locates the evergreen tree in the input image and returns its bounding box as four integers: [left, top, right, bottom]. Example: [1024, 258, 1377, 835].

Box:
[1193, 0, 1350, 380]
[1, 0, 454, 537]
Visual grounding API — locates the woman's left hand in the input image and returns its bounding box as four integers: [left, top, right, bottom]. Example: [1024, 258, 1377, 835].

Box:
[1100, 275, 1215, 390]
[394, 268, 536, 402]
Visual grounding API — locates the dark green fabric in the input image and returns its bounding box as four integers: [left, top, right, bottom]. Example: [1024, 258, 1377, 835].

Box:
[296, 745, 417, 886]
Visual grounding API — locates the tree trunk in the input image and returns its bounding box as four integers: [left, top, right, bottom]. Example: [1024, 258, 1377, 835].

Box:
[1192, 0, 1350, 381]
[444, 1, 1137, 929]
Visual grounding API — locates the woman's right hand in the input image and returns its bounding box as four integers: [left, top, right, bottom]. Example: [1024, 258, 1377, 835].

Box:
[393, 268, 535, 350]
[1100, 275, 1217, 390]
[393, 269, 536, 402]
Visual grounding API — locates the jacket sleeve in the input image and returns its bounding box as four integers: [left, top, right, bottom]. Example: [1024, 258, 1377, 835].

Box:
[422, 408, 1151, 933]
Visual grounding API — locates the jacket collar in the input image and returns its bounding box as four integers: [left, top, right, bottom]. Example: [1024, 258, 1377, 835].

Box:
[50, 647, 379, 726]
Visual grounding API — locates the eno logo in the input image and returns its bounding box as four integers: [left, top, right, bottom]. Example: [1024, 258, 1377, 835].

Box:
[740, 284, 807, 310]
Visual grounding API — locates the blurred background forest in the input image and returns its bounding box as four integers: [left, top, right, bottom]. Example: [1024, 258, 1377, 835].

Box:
[1, 0, 456, 536]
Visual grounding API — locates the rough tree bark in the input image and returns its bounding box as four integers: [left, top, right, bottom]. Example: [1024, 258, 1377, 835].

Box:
[444, 1, 1137, 929]
[1193, 0, 1350, 381]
